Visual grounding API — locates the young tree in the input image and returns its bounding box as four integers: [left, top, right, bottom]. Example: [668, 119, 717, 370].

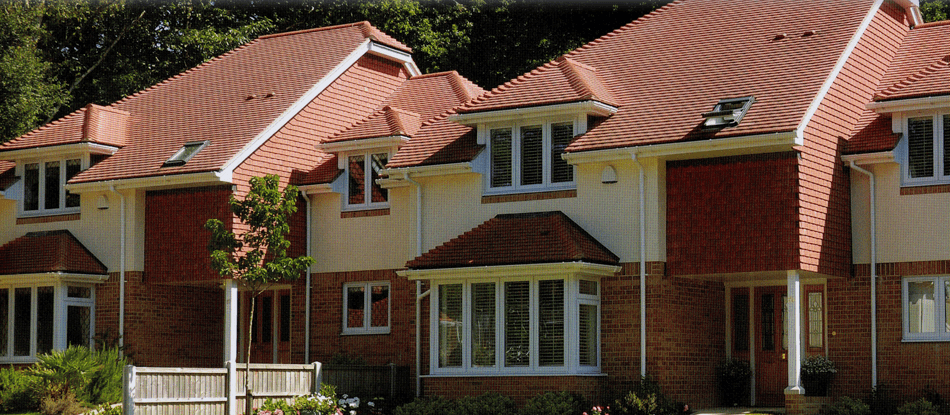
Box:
[205, 174, 314, 396]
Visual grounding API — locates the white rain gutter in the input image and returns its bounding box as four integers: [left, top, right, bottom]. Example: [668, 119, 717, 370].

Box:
[849, 161, 878, 387]
[109, 185, 126, 348]
[406, 173, 429, 397]
[304, 194, 312, 364]
[632, 154, 647, 377]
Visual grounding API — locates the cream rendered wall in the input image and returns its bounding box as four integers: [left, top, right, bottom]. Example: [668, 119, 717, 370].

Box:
[851, 162, 950, 264]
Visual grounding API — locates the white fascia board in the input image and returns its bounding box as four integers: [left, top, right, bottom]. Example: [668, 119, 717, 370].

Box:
[0, 273, 110, 287]
[398, 261, 621, 281]
[298, 183, 333, 195]
[217, 39, 374, 181]
[842, 151, 895, 165]
[367, 42, 420, 77]
[379, 162, 473, 188]
[562, 131, 799, 165]
[0, 142, 119, 162]
[65, 171, 229, 193]
[317, 135, 408, 155]
[867, 95, 950, 113]
[449, 101, 618, 126]
[796, 0, 884, 142]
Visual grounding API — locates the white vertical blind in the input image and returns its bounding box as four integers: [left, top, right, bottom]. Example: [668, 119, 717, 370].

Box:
[520, 125, 543, 186]
[490, 128, 513, 188]
[908, 117, 934, 179]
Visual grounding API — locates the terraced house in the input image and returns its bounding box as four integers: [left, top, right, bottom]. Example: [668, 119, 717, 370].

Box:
[0, 0, 948, 413]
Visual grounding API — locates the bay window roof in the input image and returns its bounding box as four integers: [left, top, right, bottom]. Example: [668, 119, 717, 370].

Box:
[0, 230, 107, 276]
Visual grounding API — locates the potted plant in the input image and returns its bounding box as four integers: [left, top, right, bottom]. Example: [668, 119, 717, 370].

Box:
[801, 355, 837, 396]
[716, 359, 752, 406]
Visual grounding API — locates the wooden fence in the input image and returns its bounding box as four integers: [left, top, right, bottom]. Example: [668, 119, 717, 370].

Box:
[122, 362, 321, 415]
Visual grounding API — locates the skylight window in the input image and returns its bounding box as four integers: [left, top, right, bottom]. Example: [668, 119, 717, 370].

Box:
[162, 141, 208, 167]
[703, 97, 755, 128]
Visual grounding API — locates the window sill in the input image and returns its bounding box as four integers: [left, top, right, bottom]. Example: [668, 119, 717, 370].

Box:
[341, 208, 390, 219]
[900, 183, 950, 195]
[341, 329, 391, 336]
[901, 337, 950, 343]
[423, 371, 605, 378]
[481, 189, 577, 204]
[17, 212, 81, 225]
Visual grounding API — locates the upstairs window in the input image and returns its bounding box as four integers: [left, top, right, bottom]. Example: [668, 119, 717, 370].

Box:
[346, 152, 388, 209]
[21, 158, 83, 215]
[488, 121, 575, 193]
[903, 114, 949, 186]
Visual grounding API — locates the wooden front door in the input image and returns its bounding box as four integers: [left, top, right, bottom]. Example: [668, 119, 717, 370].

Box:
[755, 287, 787, 407]
[247, 289, 292, 363]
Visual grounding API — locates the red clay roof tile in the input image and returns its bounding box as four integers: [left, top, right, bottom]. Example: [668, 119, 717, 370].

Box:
[0, 230, 107, 275]
[328, 106, 421, 143]
[843, 111, 899, 154]
[875, 20, 950, 101]
[406, 211, 619, 269]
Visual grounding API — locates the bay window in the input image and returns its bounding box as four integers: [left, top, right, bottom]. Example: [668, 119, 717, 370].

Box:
[902, 113, 949, 186]
[903, 276, 950, 341]
[346, 152, 388, 209]
[431, 276, 600, 375]
[488, 121, 576, 193]
[0, 284, 93, 362]
[21, 158, 83, 215]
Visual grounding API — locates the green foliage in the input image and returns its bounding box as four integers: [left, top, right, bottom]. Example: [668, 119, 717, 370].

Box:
[0, 366, 40, 412]
[520, 391, 587, 415]
[827, 396, 871, 415]
[611, 377, 678, 415]
[393, 393, 515, 415]
[897, 398, 941, 415]
[393, 395, 455, 415]
[801, 355, 837, 376]
[39, 391, 83, 415]
[26, 345, 128, 410]
[869, 384, 898, 415]
[920, 0, 950, 22]
[716, 359, 751, 406]
[83, 346, 127, 404]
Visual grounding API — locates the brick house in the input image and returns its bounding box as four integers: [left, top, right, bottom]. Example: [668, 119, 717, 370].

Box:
[1, 1, 948, 414]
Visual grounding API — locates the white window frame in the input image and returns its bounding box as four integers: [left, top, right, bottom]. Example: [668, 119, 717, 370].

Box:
[343, 151, 390, 211]
[16, 155, 89, 217]
[902, 276, 950, 342]
[0, 282, 95, 363]
[483, 118, 578, 195]
[342, 281, 391, 335]
[428, 275, 600, 376]
[899, 111, 949, 187]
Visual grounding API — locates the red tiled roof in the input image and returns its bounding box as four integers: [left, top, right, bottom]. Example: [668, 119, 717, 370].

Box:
[458, 56, 618, 113]
[386, 112, 481, 168]
[0, 161, 15, 191]
[406, 211, 619, 269]
[294, 154, 343, 186]
[328, 106, 421, 143]
[0, 230, 107, 275]
[0, 22, 408, 185]
[874, 20, 950, 101]
[843, 111, 899, 154]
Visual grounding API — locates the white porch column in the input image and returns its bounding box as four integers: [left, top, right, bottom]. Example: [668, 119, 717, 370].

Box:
[223, 279, 239, 415]
[785, 270, 805, 395]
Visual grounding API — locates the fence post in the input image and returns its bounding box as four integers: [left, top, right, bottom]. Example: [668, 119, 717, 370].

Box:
[122, 365, 135, 415]
[311, 361, 323, 394]
[227, 360, 237, 415]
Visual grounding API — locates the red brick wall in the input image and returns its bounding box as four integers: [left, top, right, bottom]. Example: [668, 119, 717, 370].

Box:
[828, 262, 950, 402]
[667, 152, 800, 276]
[95, 271, 224, 367]
[144, 185, 232, 284]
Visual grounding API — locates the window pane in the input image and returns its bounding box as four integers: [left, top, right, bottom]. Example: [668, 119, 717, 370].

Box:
[347, 155, 365, 205]
[67, 305, 91, 348]
[24, 163, 39, 211]
[733, 294, 749, 352]
[504, 281, 530, 367]
[370, 154, 388, 203]
[68, 286, 91, 298]
[762, 294, 774, 351]
[579, 280, 598, 296]
[261, 295, 272, 343]
[65, 159, 81, 208]
[782, 294, 788, 351]
[471, 282, 496, 367]
[37, 287, 53, 354]
[908, 280, 935, 333]
[808, 292, 824, 348]
[14, 288, 30, 356]
[439, 284, 463, 368]
[347, 286, 365, 329]
[539, 280, 564, 366]
[370, 284, 389, 328]
[946, 279, 950, 334]
[551, 122, 574, 183]
[280, 294, 290, 342]
[908, 117, 934, 178]
[579, 304, 598, 366]
[0, 289, 6, 356]
[44, 161, 60, 210]
[944, 115, 950, 177]
[490, 128, 512, 188]
[520, 126, 543, 186]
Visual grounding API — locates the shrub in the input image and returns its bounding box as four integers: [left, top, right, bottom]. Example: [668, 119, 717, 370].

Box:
[897, 398, 940, 415]
[521, 391, 587, 415]
[716, 359, 751, 406]
[612, 377, 679, 415]
[393, 393, 515, 415]
[827, 396, 871, 415]
[393, 396, 455, 415]
[85, 346, 128, 404]
[30, 345, 97, 402]
[869, 383, 897, 415]
[39, 391, 84, 415]
[0, 366, 39, 412]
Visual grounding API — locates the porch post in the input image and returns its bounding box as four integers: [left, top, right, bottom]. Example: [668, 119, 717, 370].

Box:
[224, 279, 239, 415]
[785, 270, 805, 395]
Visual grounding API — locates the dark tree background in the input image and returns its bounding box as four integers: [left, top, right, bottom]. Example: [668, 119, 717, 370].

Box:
[1, 0, 947, 142]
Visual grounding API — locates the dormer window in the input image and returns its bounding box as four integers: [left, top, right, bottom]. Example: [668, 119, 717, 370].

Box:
[346, 152, 389, 209]
[487, 120, 576, 193]
[703, 97, 755, 128]
[21, 158, 83, 215]
[162, 141, 208, 167]
[902, 113, 949, 186]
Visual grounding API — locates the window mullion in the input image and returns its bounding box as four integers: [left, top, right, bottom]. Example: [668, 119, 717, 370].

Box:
[363, 283, 372, 330]
[363, 156, 372, 206]
[30, 287, 37, 358]
[59, 160, 66, 210]
[530, 279, 538, 370]
[542, 123, 551, 186]
[512, 127, 521, 190]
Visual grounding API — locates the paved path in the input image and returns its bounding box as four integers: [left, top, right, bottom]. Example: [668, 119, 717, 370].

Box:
[693, 408, 784, 415]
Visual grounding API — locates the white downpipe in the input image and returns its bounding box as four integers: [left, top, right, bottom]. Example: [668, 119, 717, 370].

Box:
[632, 154, 647, 377]
[110, 186, 126, 348]
[850, 161, 877, 387]
[406, 174, 429, 397]
[304, 194, 313, 364]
